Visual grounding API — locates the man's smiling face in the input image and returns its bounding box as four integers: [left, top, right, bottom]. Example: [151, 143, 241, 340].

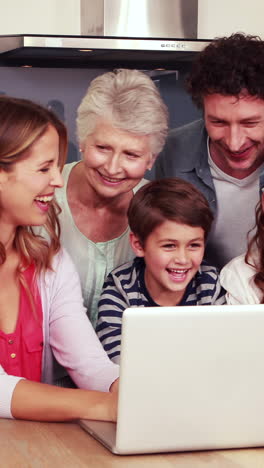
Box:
[204, 92, 264, 179]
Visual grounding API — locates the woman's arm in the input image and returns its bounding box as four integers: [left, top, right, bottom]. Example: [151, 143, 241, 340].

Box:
[0, 363, 117, 421]
[11, 379, 117, 422]
[42, 249, 119, 390]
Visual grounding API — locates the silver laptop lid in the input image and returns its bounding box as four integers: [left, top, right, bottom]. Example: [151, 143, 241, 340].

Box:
[115, 304, 264, 454]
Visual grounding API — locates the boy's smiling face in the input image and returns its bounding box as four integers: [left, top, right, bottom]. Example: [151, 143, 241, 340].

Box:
[130, 220, 205, 306]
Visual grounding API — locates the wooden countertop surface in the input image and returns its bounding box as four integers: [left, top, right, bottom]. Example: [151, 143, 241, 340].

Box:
[1, 419, 264, 468]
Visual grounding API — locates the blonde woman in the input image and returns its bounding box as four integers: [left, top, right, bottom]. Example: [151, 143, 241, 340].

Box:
[0, 96, 118, 421]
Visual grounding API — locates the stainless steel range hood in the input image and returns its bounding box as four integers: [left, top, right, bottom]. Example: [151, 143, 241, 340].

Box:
[0, 0, 210, 68]
[81, 0, 198, 38]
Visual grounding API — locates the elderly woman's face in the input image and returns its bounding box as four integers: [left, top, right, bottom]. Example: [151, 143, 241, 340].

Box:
[80, 120, 154, 199]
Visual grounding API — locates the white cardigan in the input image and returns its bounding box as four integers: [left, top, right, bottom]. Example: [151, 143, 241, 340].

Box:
[0, 248, 119, 419]
[220, 253, 262, 304]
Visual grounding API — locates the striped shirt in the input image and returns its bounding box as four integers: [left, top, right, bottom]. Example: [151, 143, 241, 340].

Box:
[96, 257, 226, 363]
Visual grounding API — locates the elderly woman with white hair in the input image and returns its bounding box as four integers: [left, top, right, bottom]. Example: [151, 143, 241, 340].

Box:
[56, 69, 169, 327]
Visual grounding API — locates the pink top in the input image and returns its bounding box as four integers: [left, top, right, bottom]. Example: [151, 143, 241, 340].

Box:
[0, 264, 43, 382]
[0, 248, 119, 420]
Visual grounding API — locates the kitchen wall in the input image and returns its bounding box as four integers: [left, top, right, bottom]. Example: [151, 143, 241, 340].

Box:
[198, 0, 264, 39]
[0, 0, 263, 38]
[0, 66, 201, 163]
[0, 67, 104, 162]
[0, 0, 80, 35]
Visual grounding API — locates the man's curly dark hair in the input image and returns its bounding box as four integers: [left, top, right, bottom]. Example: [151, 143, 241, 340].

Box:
[187, 32, 264, 108]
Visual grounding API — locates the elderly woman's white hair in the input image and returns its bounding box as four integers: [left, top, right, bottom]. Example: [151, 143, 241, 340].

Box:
[76, 69, 169, 157]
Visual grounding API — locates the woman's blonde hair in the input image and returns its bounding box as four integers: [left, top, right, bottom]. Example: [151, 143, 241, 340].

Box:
[0, 96, 67, 275]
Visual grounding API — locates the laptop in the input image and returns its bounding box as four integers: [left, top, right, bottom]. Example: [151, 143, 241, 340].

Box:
[79, 304, 264, 454]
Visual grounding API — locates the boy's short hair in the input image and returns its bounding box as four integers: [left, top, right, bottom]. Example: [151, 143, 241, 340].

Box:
[128, 178, 214, 245]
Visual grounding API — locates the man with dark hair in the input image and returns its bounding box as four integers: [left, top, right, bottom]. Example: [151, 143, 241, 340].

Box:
[150, 33, 264, 269]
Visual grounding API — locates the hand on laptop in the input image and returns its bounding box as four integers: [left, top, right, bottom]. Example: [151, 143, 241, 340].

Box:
[109, 378, 119, 394]
[109, 378, 119, 422]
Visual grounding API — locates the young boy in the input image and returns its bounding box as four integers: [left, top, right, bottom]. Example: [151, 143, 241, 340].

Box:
[96, 178, 226, 363]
